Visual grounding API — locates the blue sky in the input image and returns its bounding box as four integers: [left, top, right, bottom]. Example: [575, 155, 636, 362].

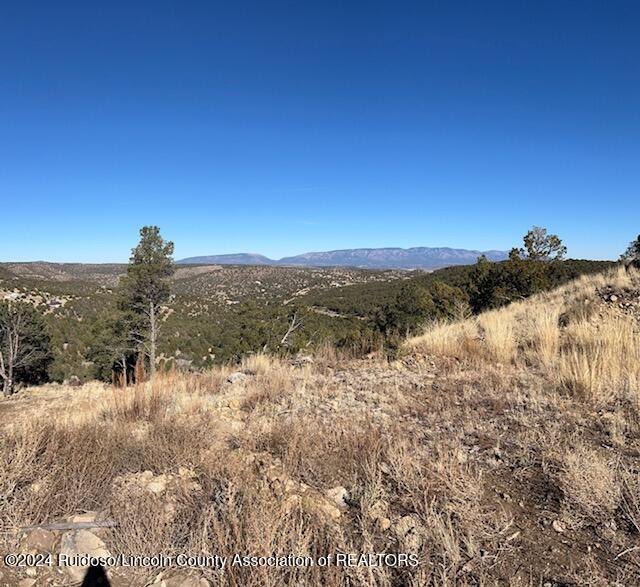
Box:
[1, 1, 638, 262]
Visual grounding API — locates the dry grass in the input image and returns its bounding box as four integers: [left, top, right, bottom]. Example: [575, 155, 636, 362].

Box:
[558, 313, 640, 399]
[1, 268, 640, 586]
[405, 320, 478, 359]
[409, 267, 640, 404]
[528, 303, 561, 367]
[558, 445, 621, 526]
[477, 310, 517, 364]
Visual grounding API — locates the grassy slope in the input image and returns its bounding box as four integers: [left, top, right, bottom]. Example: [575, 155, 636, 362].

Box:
[0, 267, 638, 586]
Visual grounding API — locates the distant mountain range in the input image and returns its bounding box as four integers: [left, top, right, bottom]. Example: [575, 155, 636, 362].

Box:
[178, 247, 508, 270]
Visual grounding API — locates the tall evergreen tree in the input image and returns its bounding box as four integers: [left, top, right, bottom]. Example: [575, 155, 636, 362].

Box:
[120, 226, 174, 377]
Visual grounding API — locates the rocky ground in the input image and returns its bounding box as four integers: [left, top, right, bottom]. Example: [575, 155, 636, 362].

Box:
[1, 269, 639, 586]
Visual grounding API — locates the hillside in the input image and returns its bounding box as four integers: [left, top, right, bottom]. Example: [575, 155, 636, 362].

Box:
[0, 262, 407, 380]
[0, 260, 614, 382]
[179, 246, 509, 270]
[0, 267, 638, 586]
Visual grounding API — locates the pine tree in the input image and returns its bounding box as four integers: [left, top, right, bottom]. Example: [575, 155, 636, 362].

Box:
[120, 226, 175, 377]
[622, 234, 640, 262]
[521, 226, 567, 261]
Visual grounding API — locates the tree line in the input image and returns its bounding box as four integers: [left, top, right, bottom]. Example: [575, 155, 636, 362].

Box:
[1, 228, 639, 395]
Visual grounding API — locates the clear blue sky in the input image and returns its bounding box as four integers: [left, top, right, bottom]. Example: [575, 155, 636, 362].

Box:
[1, 1, 638, 262]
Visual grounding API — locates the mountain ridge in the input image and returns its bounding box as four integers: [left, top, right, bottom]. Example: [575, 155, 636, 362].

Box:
[178, 247, 508, 270]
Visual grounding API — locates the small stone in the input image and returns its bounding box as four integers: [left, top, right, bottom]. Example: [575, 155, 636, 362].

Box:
[146, 475, 168, 494]
[178, 467, 196, 479]
[325, 486, 349, 508]
[140, 470, 154, 481]
[610, 295, 618, 302]
[552, 519, 565, 533]
[377, 517, 391, 531]
[226, 372, 248, 385]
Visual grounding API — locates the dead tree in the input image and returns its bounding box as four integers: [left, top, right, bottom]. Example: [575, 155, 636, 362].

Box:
[0, 302, 51, 396]
[280, 312, 302, 347]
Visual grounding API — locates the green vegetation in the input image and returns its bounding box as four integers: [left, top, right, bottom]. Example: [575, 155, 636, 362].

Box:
[622, 234, 640, 264]
[0, 301, 53, 395]
[119, 226, 175, 378]
[0, 226, 622, 383]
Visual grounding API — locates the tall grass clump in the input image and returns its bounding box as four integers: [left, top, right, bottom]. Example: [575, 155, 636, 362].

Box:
[406, 321, 478, 359]
[477, 311, 517, 364]
[558, 314, 640, 401]
[530, 305, 561, 367]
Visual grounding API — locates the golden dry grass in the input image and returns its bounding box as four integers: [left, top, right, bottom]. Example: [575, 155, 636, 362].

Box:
[558, 445, 621, 525]
[408, 266, 640, 403]
[1, 267, 639, 586]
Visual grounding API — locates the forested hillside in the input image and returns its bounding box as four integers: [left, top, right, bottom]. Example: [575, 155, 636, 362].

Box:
[0, 256, 613, 383]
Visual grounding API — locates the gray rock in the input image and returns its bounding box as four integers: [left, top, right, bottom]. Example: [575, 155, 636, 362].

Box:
[226, 372, 249, 384]
[175, 358, 193, 372]
[59, 530, 111, 582]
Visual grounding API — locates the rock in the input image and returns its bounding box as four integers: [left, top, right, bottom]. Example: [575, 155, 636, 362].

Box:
[292, 354, 314, 367]
[60, 530, 111, 582]
[18, 579, 36, 587]
[316, 500, 342, 521]
[146, 475, 169, 494]
[377, 517, 391, 531]
[23, 528, 56, 552]
[609, 295, 618, 302]
[226, 372, 249, 385]
[552, 519, 565, 533]
[178, 467, 196, 479]
[140, 470, 154, 481]
[68, 375, 82, 387]
[325, 486, 349, 508]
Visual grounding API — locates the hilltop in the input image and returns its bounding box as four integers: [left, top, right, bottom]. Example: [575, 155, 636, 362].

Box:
[0, 267, 638, 586]
[179, 246, 509, 270]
